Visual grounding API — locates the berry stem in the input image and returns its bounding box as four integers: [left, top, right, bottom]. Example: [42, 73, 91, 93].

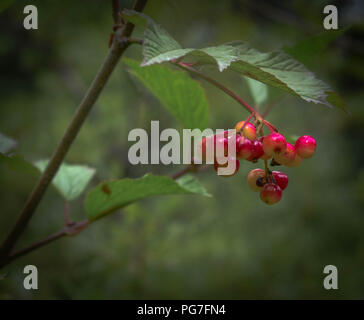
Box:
[240, 112, 255, 132]
[264, 159, 271, 182]
[263, 120, 278, 133]
[175, 62, 258, 115]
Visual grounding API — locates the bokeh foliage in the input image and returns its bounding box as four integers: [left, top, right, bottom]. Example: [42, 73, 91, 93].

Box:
[1, 0, 364, 299]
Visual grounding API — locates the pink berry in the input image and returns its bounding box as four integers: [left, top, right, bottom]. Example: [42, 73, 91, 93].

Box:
[247, 140, 264, 162]
[258, 137, 272, 160]
[272, 171, 288, 190]
[237, 137, 253, 160]
[260, 183, 282, 205]
[295, 135, 316, 159]
[197, 136, 213, 161]
[214, 135, 229, 155]
[247, 168, 266, 192]
[262, 133, 287, 156]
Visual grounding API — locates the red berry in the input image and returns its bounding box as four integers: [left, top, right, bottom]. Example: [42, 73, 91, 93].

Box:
[214, 156, 240, 177]
[260, 183, 282, 205]
[295, 135, 316, 159]
[247, 168, 266, 192]
[197, 136, 212, 161]
[198, 131, 241, 162]
[272, 171, 288, 190]
[262, 133, 287, 156]
[214, 135, 229, 158]
[237, 137, 253, 160]
[247, 140, 264, 162]
[274, 143, 296, 166]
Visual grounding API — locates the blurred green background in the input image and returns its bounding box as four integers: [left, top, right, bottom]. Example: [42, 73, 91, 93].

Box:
[1, 0, 364, 299]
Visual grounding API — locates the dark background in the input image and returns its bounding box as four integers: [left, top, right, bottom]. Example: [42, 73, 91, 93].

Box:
[1, 0, 364, 299]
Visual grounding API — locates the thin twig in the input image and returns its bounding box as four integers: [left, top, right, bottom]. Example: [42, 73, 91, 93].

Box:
[64, 202, 74, 227]
[0, 0, 148, 267]
[175, 62, 257, 115]
[4, 161, 208, 265]
[7, 220, 89, 263]
[171, 165, 193, 180]
[171, 164, 211, 180]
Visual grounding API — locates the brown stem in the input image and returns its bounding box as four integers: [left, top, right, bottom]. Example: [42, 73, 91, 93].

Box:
[4, 160, 208, 266]
[112, 0, 121, 26]
[263, 120, 278, 132]
[6, 220, 89, 263]
[0, 0, 148, 266]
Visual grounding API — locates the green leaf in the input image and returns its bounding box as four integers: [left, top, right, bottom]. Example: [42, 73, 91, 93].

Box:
[244, 77, 268, 107]
[225, 41, 347, 112]
[85, 174, 210, 221]
[0, 132, 17, 154]
[283, 28, 348, 66]
[34, 160, 96, 201]
[0, 153, 39, 176]
[0, 0, 14, 13]
[121, 9, 184, 66]
[122, 11, 346, 112]
[123, 58, 209, 129]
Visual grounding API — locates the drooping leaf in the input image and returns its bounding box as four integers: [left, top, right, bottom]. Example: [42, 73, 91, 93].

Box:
[283, 28, 348, 66]
[244, 77, 268, 107]
[122, 10, 347, 113]
[34, 160, 96, 201]
[123, 58, 209, 129]
[85, 174, 210, 221]
[0, 153, 39, 176]
[223, 41, 347, 112]
[0, 132, 17, 154]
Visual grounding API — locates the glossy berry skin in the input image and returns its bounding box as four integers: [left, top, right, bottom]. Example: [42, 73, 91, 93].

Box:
[295, 135, 316, 159]
[262, 133, 287, 156]
[235, 121, 255, 137]
[247, 140, 264, 162]
[236, 121, 256, 141]
[260, 183, 282, 205]
[237, 137, 253, 160]
[214, 156, 240, 177]
[274, 143, 296, 166]
[214, 135, 229, 157]
[247, 168, 266, 192]
[272, 171, 289, 190]
[198, 134, 231, 161]
[259, 137, 272, 160]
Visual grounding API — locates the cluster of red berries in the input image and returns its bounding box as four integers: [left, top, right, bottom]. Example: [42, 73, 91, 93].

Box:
[197, 119, 317, 205]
